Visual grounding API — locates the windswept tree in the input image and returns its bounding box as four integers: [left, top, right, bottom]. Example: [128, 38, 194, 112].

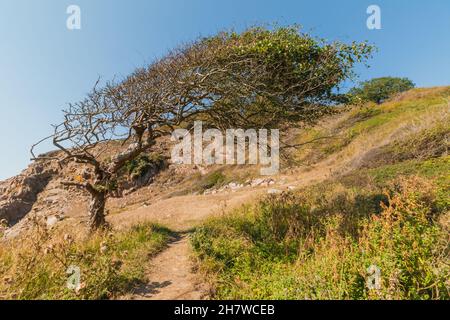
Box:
[32, 26, 373, 231]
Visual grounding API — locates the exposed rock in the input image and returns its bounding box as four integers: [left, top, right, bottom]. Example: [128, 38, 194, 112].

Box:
[250, 178, 265, 187]
[228, 182, 244, 190]
[250, 178, 275, 187]
[267, 188, 282, 194]
[0, 161, 58, 225]
[202, 177, 278, 195]
[46, 215, 59, 228]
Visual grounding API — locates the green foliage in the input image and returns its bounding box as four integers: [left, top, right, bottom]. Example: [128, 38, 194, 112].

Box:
[350, 77, 415, 104]
[198, 25, 374, 129]
[124, 153, 165, 180]
[192, 176, 449, 300]
[198, 171, 226, 191]
[366, 156, 450, 183]
[0, 223, 173, 300]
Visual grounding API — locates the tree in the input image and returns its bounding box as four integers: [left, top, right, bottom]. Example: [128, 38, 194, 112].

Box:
[350, 77, 415, 104]
[32, 26, 373, 232]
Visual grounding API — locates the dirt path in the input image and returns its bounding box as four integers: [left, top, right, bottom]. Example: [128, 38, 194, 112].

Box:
[114, 170, 332, 300]
[109, 125, 399, 300]
[122, 234, 208, 300]
[110, 189, 265, 231]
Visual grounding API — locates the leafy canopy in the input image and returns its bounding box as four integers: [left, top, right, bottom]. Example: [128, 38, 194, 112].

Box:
[195, 26, 374, 129]
[350, 77, 415, 104]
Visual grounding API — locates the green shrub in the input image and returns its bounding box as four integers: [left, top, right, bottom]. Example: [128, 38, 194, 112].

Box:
[192, 176, 449, 299]
[124, 153, 166, 180]
[198, 171, 227, 191]
[350, 77, 415, 104]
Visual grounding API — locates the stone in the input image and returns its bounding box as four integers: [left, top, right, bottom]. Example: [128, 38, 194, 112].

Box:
[46, 215, 59, 228]
[228, 182, 243, 190]
[251, 178, 265, 187]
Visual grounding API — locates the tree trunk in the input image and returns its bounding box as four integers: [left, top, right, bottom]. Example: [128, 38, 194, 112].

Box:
[88, 191, 106, 231]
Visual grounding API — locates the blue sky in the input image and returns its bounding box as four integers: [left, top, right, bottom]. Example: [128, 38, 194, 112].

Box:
[0, 0, 449, 180]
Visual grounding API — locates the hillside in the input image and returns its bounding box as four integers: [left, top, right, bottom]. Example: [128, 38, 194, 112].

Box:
[191, 87, 450, 300]
[0, 86, 448, 299]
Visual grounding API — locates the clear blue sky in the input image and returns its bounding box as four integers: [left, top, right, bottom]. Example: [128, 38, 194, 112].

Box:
[0, 0, 449, 180]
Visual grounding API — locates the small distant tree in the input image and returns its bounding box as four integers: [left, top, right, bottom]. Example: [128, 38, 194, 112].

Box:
[32, 26, 373, 232]
[350, 77, 415, 104]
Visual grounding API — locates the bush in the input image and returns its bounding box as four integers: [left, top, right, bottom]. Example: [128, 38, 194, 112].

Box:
[350, 77, 415, 104]
[190, 170, 227, 192]
[191, 176, 449, 299]
[124, 153, 166, 180]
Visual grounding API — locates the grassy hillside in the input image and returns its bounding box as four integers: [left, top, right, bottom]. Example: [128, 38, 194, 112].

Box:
[0, 87, 448, 300]
[191, 87, 450, 300]
[292, 87, 449, 168]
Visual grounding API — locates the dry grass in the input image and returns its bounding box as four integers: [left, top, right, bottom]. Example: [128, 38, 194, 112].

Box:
[0, 220, 173, 300]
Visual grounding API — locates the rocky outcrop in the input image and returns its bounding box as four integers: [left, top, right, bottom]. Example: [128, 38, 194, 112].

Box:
[0, 161, 58, 225]
[203, 178, 277, 195]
